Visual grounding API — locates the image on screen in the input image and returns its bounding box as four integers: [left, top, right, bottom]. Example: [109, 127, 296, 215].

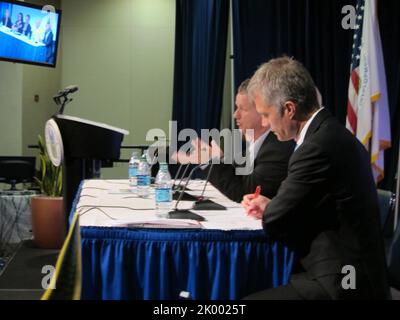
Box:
[0, 0, 61, 67]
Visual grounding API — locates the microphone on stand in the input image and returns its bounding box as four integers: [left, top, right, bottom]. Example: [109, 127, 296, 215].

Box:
[172, 164, 197, 201]
[172, 163, 184, 188]
[145, 148, 158, 181]
[173, 164, 190, 191]
[168, 162, 208, 221]
[191, 163, 226, 210]
[53, 85, 79, 115]
[53, 85, 79, 99]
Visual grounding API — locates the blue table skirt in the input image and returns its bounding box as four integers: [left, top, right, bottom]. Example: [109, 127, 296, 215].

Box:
[80, 226, 293, 300]
[72, 181, 294, 300]
[0, 30, 46, 63]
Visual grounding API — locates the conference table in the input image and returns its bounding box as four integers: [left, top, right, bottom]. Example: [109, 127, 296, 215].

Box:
[71, 179, 294, 300]
[0, 26, 46, 63]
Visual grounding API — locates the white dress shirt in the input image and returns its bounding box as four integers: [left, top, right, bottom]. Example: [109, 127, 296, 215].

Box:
[248, 129, 270, 164]
[295, 108, 324, 150]
[201, 129, 270, 170]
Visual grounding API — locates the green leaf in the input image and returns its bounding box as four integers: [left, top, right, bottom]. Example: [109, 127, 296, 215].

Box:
[35, 134, 63, 197]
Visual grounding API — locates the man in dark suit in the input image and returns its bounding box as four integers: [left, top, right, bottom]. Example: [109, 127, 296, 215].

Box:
[1, 9, 12, 28]
[205, 79, 294, 202]
[173, 79, 295, 202]
[22, 14, 32, 38]
[242, 57, 391, 299]
[43, 22, 54, 63]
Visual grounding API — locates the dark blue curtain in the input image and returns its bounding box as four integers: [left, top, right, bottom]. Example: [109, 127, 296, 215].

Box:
[232, 0, 356, 123]
[172, 0, 229, 134]
[232, 0, 400, 191]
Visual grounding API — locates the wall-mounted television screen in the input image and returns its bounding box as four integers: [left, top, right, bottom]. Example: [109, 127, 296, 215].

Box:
[0, 0, 61, 67]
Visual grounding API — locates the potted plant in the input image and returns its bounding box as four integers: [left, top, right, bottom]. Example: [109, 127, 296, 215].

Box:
[31, 135, 66, 249]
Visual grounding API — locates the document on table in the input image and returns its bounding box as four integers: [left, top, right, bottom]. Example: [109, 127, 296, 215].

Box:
[77, 179, 263, 231]
[110, 218, 203, 229]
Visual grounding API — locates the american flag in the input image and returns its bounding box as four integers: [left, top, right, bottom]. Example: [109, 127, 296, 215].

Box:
[346, 0, 391, 183]
[346, 0, 365, 135]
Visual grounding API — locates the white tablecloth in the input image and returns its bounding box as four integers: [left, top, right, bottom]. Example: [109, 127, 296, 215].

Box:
[75, 179, 263, 230]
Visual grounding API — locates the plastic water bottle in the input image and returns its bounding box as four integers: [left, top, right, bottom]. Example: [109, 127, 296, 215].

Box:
[155, 163, 172, 217]
[128, 151, 140, 188]
[137, 153, 151, 198]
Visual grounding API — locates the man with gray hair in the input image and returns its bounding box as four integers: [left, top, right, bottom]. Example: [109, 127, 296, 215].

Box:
[173, 78, 295, 202]
[242, 57, 390, 299]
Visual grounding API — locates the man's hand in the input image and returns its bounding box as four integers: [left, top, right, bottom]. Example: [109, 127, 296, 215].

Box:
[241, 194, 271, 219]
[171, 138, 223, 164]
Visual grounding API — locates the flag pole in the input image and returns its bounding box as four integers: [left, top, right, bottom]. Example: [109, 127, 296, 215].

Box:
[394, 139, 400, 231]
[229, 0, 235, 133]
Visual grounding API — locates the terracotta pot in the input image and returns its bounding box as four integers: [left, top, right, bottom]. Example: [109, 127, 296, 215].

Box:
[31, 196, 66, 249]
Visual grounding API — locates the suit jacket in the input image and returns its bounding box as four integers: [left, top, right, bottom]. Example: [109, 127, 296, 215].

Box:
[44, 30, 53, 46]
[1, 17, 12, 28]
[23, 23, 32, 38]
[206, 132, 295, 202]
[13, 20, 23, 33]
[44, 30, 54, 62]
[263, 109, 390, 299]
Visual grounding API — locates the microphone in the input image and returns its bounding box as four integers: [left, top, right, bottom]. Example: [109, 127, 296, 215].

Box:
[172, 164, 191, 190]
[63, 85, 79, 94]
[172, 164, 197, 200]
[172, 163, 184, 188]
[174, 164, 190, 190]
[191, 163, 226, 210]
[53, 85, 79, 115]
[144, 148, 158, 180]
[168, 162, 207, 221]
[53, 85, 79, 99]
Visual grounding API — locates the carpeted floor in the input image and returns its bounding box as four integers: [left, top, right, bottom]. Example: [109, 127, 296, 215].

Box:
[0, 240, 59, 300]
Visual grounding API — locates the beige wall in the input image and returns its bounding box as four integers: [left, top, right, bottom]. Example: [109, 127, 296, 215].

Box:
[0, 62, 23, 155]
[22, 61, 62, 157]
[0, 0, 61, 159]
[0, 0, 176, 179]
[60, 0, 176, 178]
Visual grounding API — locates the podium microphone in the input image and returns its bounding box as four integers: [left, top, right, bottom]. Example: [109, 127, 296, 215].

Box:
[53, 85, 79, 115]
[168, 162, 207, 221]
[191, 163, 226, 210]
[53, 85, 79, 100]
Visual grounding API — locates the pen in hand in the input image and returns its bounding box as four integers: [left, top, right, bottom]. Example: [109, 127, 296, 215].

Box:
[245, 185, 261, 217]
[245, 185, 261, 216]
[254, 185, 261, 198]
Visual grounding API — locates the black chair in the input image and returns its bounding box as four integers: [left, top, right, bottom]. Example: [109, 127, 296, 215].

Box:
[377, 189, 400, 293]
[388, 220, 400, 290]
[377, 189, 396, 233]
[0, 156, 36, 191]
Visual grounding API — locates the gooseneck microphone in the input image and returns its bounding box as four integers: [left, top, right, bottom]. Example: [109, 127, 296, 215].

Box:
[172, 163, 184, 188]
[173, 164, 190, 191]
[191, 163, 226, 210]
[145, 148, 158, 180]
[168, 162, 207, 221]
[172, 164, 197, 201]
[198, 162, 214, 200]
